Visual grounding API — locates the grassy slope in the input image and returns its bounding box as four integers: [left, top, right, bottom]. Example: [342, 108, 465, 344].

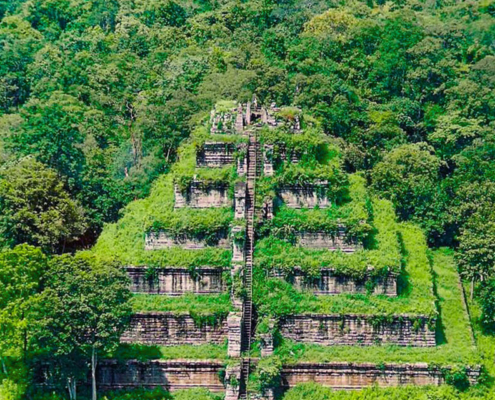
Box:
[131, 293, 231, 315]
[111, 343, 228, 361]
[281, 383, 493, 399]
[272, 249, 480, 367]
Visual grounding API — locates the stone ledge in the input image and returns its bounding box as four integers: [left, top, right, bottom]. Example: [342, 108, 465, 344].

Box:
[145, 231, 230, 250]
[126, 266, 225, 295]
[121, 312, 228, 346]
[277, 184, 330, 209]
[280, 362, 481, 389]
[273, 267, 397, 296]
[97, 359, 226, 392]
[197, 142, 236, 167]
[174, 182, 231, 209]
[295, 231, 360, 252]
[96, 359, 481, 392]
[279, 314, 436, 347]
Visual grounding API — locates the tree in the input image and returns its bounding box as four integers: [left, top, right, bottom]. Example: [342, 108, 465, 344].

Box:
[0, 245, 47, 382]
[477, 278, 495, 332]
[39, 254, 132, 400]
[0, 159, 86, 252]
[8, 92, 87, 190]
[457, 211, 495, 300]
[371, 143, 445, 238]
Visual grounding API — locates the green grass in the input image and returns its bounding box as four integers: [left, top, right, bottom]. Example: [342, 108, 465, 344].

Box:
[272, 249, 480, 367]
[111, 343, 228, 361]
[465, 276, 495, 378]
[258, 126, 346, 187]
[131, 293, 231, 315]
[266, 174, 373, 240]
[281, 383, 494, 400]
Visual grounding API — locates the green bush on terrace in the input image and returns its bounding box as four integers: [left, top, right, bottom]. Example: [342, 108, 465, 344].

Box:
[253, 220, 436, 320]
[281, 383, 492, 400]
[92, 124, 246, 266]
[172, 125, 247, 192]
[99, 387, 223, 400]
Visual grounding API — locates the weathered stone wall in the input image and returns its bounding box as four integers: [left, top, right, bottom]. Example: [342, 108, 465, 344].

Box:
[126, 267, 225, 295]
[234, 181, 246, 219]
[280, 362, 480, 390]
[227, 313, 242, 357]
[145, 231, 230, 250]
[279, 314, 436, 347]
[97, 360, 225, 392]
[97, 360, 480, 392]
[273, 268, 397, 296]
[174, 182, 231, 209]
[121, 312, 228, 346]
[278, 185, 330, 209]
[295, 230, 360, 253]
[197, 142, 235, 167]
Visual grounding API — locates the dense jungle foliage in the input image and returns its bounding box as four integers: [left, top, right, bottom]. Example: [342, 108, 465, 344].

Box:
[0, 0, 495, 399]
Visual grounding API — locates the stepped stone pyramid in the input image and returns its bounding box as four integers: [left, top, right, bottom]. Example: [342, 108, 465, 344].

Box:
[93, 98, 481, 398]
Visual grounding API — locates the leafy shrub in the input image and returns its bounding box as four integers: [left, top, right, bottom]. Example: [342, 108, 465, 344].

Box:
[253, 356, 283, 391]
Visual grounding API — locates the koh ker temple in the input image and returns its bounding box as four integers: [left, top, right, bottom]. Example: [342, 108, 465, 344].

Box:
[92, 97, 481, 399]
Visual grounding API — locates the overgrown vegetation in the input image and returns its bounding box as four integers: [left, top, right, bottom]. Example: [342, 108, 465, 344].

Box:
[1, 0, 494, 398]
[131, 293, 231, 326]
[111, 343, 228, 361]
[272, 250, 479, 368]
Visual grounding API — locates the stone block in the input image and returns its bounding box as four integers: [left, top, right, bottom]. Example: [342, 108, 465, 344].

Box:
[295, 230, 360, 253]
[197, 142, 235, 167]
[273, 268, 397, 296]
[126, 266, 225, 295]
[279, 314, 436, 347]
[227, 313, 242, 358]
[234, 182, 246, 219]
[145, 231, 230, 250]
[121, 312, 228, 346]
[264, 145, 274, 177]
[174, 182, 231, 209]
[97, 360, 225, 392]
[278, 185, 330, 209]
[280, 362, 481, 390]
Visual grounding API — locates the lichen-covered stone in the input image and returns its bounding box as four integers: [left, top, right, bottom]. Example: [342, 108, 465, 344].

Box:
[97, 360, 225, 392]
[273, 268, 397, 296]
[121, 312, 228, 346]
[279, 314, 436, 347]
[126, 266, 225, 295]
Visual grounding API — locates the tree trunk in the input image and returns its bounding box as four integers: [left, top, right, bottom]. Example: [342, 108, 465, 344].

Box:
[471, 277, 474, 302]
[1, 357, 7, 376]
[67, 377, 77, 400]
[91, 346, 97, 400]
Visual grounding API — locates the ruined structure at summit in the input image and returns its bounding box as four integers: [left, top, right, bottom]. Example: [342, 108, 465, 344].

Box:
[93, 98, 481, 398]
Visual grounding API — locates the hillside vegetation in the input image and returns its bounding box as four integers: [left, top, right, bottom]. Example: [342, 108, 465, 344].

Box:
[0, 0, 494, 399]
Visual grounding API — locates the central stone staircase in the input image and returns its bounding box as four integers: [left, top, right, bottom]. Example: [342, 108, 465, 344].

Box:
[239, 131, 258, 398]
